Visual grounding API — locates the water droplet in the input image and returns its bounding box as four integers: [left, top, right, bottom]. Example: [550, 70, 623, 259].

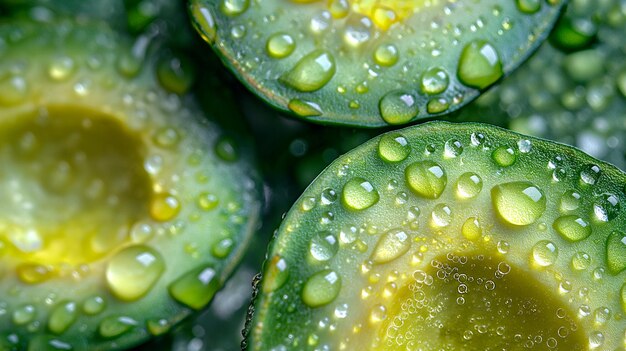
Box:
[620, 283, 626, 313]
[580, 164, 601, 185]
[378, 133, 410, 163]
[339, 224, 358, 244]
[82, 296, 105, 315]
[491, 181, 546, 226]
[221, 0, 249, 16]
[421, 67, 449, 95]
[373, 44, 399, 66]
[405, 161, 447, 199]
[309, 232, 338, 262]
[280, 50, 336, 92]
[190, 1, 217, 43]
[457, 40, 503, 89]
[553, 216, 591, 242]
[168, 265, 220, 310]
[263, 256, 289, 293]
[588, 331, 604, 349]
[99, 316, 137, 338]
[426, 98, 450, 114]
[560, 190, 581, 212]
[328, 0, 349, 18]
[462, 217, 482, 240]
[379, 91, 418, 125]
[266, 33, 296, 59]
[48, 302, 77, 334]
[17, 263, 52, 284]
[491, 146, 516, 167]
[0, 76, 28, 106]
[431, 204, 452, 228]
[342, 177, 379, 211]
[147, 318, 170, 336]
[456, 172, 483, 199]
[150, 193, 181, 222]
[371, 229, 411, 264]
[516, 0, 541, 13]
[156, 53, 195, 95]
[593, 193, 620, 222]
[444, 139, 463, 158]
[302, 270, 341, 307]
[606, 231, 626, 274]
[571, 252, 591, 271]
[106, 245, 165, 301]
[369, 304, 387, 323]
[197, 192, 219, 211]
[343, 16, 372, 47]
[288, 99, 323, 117]
[532, 240, 558, 267]
[48, 56, 76, 81]
[153, 127, 181, 148]
[13, 305, 35, 325]
[321, 188, 337, 205]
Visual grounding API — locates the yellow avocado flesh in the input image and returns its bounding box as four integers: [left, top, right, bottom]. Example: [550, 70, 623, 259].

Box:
[0, 106, 151, 269]
[379, 253, 586, 350]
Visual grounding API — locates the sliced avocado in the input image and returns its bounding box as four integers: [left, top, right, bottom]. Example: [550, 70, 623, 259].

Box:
[0, 15, 261, 350]
[189, 0, 566, 127]
[246, 121, 625, 350]
[457, 0, 626, 170]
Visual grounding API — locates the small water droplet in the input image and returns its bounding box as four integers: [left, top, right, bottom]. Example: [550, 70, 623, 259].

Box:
[516, 0, 541, 13]
[444, 139, 463, 158]
[378, 133, 410, 163]
[580, 164, 601, 185]
[280, 50, 336, 92]
[456, 172, 483, 199]
[48, 301, 77, 334]
[457, 40, 503, 89]
[405, 161, 447, 199]
[462, 217, 482, 240]
[371, 229, 411, 264]
[430, 204, 452, 228]
[342, 177, 379, 211]
[309, 232, 338, 262]
[221, 0, 249, 16]
[571, 252, 591, 271]
[553, 216, 591, 242]
[491, 146, 516, 167]
[379, 91, 418, 125]
[606, 231, 626, 274]
[532, 240, 558, 267]
[593, 193, 620, 222]
[288, 99, 323, 117]
[82, 296, 105, 315]
[106, 245, 165, 301]
[99, 316, 137, 338]
[48, 56, 76, 81]
[263, 256, 289, 293]
[421, 67, 449, 95]
[266, 33, 296, 59]
[491, 181, 546, 226]
[150, 193, 181, 222]
[302, 270, 341, 307]
[373, 44, 399, 66]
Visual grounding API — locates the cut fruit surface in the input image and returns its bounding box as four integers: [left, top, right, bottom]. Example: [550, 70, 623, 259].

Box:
[0, 15, 261, 350]
[246, 122, 626, 350]
[189, 0, 565, 127]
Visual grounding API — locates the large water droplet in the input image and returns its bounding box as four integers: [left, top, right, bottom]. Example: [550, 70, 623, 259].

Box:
[606, 231, 626, 274]
[12, 305, 35, 325]
[457, 40, 503, 89]
[190, 1, 217, 43]
[491, 181, 546, 226]
[516, 0, 541, 13]
[405, 161, 447, 199]
[221, 0, 249, 16]
[279, 50, 336, 92]
[378, 133, 410, 163]
[342, 177, 379, 211]
[379, 91, 418, 125]
[553, 216, 591, 242]
[106, 245, 165, 301]
[168, 265, 220, 310]
[302, 270, 341, 307]
[288, 99, 323, 117]
[371, 229, 411, 264]
[150, 193, 181, 222]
